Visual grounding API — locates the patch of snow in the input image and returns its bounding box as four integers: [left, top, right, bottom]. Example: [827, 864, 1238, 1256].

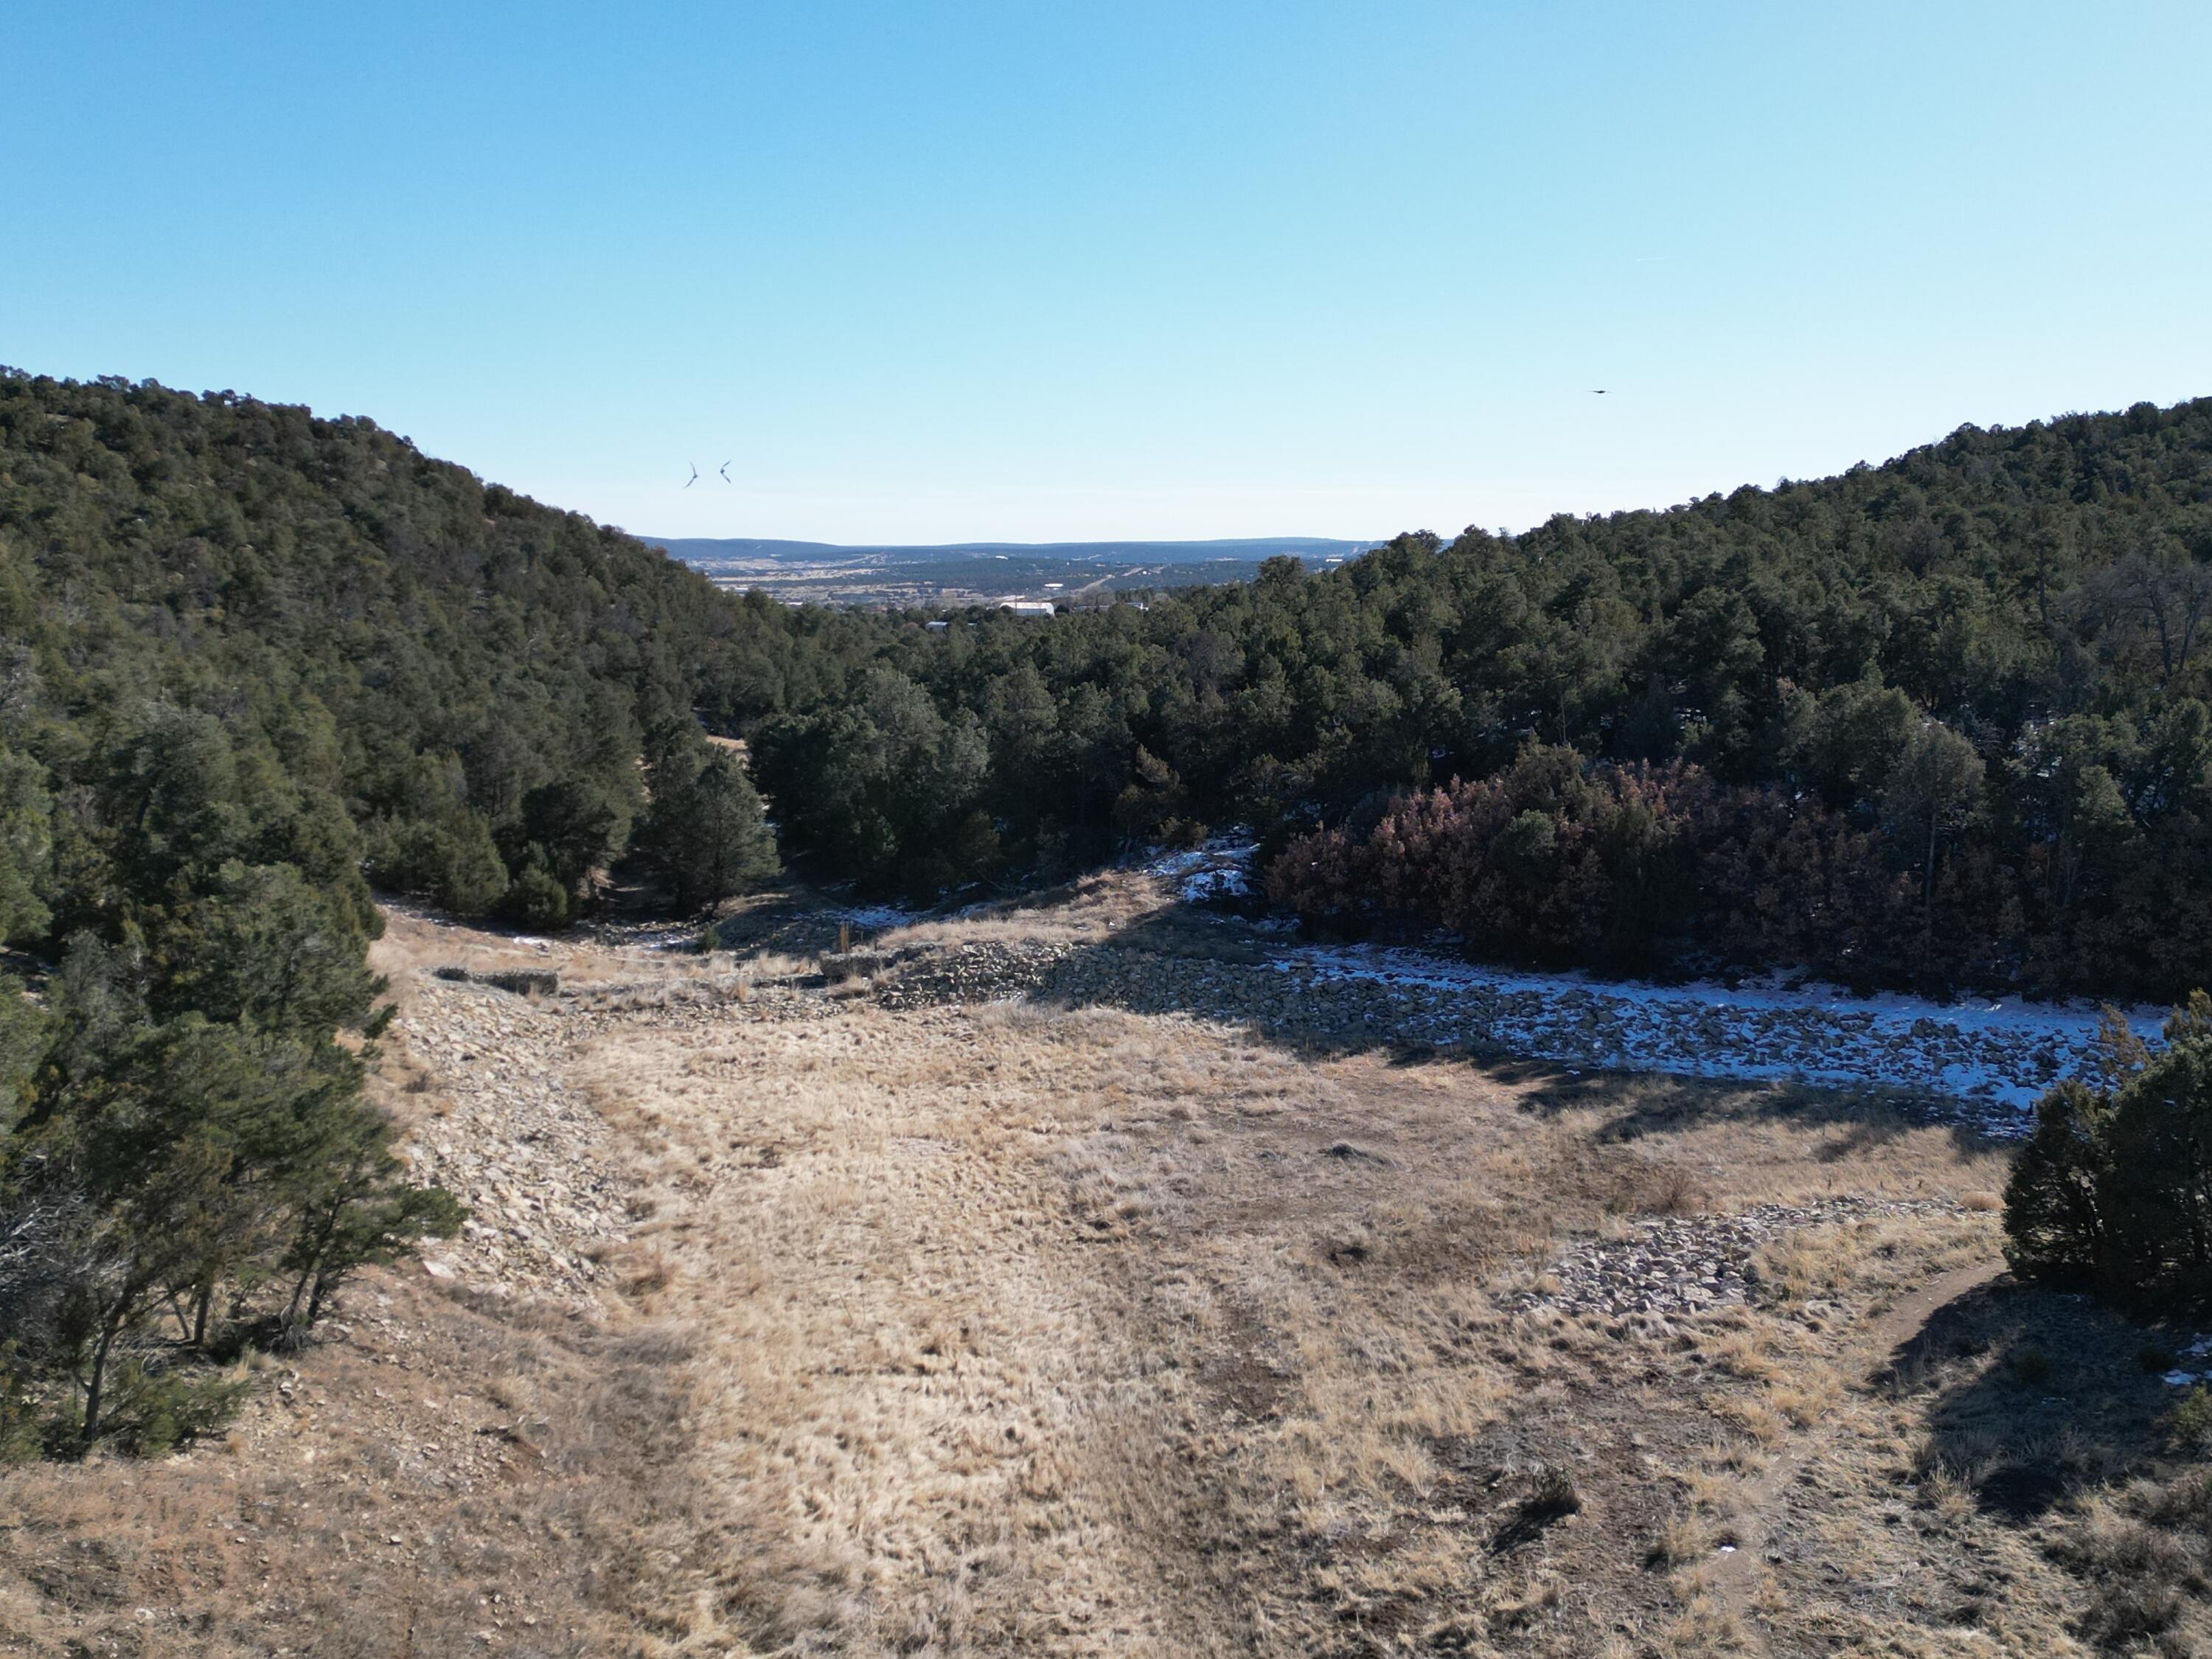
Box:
[830, 903, 918, 932]
[634, 925, 707, 952]
[2168, 1338, 2212, 1387]
[1180, 863, 1254, 902]
[1141, 837, 1259, 903]
[1268, 940, 2171, 1128]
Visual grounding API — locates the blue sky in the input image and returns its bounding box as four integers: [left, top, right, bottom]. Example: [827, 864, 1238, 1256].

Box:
[6, 2, 2208, 542]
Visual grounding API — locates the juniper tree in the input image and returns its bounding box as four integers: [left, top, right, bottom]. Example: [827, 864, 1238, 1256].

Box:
[2005, 992, 2212, 1310]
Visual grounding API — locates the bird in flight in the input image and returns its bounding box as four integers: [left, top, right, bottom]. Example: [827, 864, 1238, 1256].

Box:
[1590, 389, 1608, 394]
[684, 463, 699, 487]
[719, 461, 732, 482]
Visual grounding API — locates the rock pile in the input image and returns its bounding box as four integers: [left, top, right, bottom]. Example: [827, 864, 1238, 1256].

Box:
[1526, 1198, 1963, 1321]
[393, 977, 630, 1304]
[874, 939, 1074, 1009]
[866, 936, 2095, 1134]
[1281, 956, 2084, 1124]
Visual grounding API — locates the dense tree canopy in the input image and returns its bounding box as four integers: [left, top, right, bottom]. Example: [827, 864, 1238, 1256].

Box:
[0, 369, 773, 1454]
[719, 398, 2212, 997]
[4, 369, 2211, 1448]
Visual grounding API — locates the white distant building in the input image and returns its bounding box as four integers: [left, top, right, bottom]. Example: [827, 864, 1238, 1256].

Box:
[998, 600, 1056, 617]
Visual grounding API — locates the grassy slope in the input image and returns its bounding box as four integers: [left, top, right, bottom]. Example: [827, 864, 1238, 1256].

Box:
[11, 874, 2204, 1656]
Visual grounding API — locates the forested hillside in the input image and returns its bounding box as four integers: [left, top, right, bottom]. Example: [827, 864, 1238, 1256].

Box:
[723, 398, 2212, 999]
[0, 371, 773, 1454]
[4, 371, 2209, 1454]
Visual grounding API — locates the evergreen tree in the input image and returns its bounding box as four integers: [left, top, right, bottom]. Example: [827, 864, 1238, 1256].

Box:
[2005, 994, 2212, 1310]
[641, 747, 778, 914]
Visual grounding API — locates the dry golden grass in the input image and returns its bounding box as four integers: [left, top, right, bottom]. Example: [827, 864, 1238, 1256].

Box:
[7, 880, 2199, 1657]
[547, 951, 2037, 1655]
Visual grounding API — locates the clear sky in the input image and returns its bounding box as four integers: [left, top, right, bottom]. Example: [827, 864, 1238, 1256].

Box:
[6, 2, 2208, 543]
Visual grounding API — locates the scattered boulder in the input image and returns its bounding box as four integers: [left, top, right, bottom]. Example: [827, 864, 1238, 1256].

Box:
[1522, 1197, 1962, 1320]
[821, 948, 896, 984]
[431, 965, 559, 997]
[481, 970, 559, 998]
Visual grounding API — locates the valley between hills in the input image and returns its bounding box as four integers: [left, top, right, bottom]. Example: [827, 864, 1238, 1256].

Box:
[6, 865, 2203, 1658]
[10, 2, 2212, 1644]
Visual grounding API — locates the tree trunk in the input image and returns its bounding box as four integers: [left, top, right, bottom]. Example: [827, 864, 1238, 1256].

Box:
[1925, 815, 1938, 917]
[80, 1312, 125, 1449]
[305, 1265, 335, 1328]
[192, 1280, 213, 1348]
[282, 1206, 341, 1343]
[282, 1259, 316, 1331]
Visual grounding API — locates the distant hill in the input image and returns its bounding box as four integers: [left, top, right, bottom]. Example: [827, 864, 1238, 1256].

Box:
[0, 371, 773, 933]
[13, 369, 2212, 1012]
[639, 534, 1380, 608]
[640, 535, 1374, 568]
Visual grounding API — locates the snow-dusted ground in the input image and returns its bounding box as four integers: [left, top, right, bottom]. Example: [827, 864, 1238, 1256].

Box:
[1271, 941, 2168, 1131]
[1141, 841, 1259, 902]
[824, 902, 920, 931]
[2161, 1336, 2212, 1391]
[1134, 835, 2176, 1131]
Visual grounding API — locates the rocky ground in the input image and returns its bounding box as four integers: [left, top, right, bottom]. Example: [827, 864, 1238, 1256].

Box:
[395, 976, 628, 1304]
[1524, 1198, 1965, 1322]
[398, 902, 2212, 1453]
[7, 874, 2208, 1657]
[863, 927, 2136, 1138]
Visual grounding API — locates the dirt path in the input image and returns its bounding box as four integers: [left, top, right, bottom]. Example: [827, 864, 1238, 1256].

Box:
[1706, 1258, 2006, 1628]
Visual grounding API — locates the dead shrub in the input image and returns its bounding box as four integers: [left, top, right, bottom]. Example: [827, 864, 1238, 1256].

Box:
[1602, 1155, 1710, 1217]
[2076, 1522, 2192, 1646]
[608, 1326, 698, 1366]
[2145, 1469, 2212, 1530]
[1646, 1512, 1709, 1568]
[620, 1248, 678, 1298]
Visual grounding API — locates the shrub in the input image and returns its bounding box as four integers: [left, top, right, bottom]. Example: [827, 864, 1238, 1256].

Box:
[501, 863, 570, 930]
[2173, 1385, 2212, 1453]
[1266, 743, 1923, 983]
[2004, 993, 2212, 1311]
[1526, 1462, 1582, 1519]
[0, 1346, 41, 1464]
[2139, 1343, 2180, 1374]
[91, 1359, 251, 1457]
[362, 812, 510, 916]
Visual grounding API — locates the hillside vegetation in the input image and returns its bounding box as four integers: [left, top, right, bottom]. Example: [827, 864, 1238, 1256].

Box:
[726, 398, 2212, 998]
[0, 371, 773, 1453]
[4, 370, 2210, 1455]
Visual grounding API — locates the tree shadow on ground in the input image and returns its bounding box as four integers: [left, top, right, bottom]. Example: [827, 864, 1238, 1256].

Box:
[1887, 1277, 2184, 1524]
[1034, 908, 2006, 1160]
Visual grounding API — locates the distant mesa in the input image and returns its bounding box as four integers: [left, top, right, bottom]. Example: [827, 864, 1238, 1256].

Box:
[639, 534, 1380, 607]
[639, 535, 1375, 567]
